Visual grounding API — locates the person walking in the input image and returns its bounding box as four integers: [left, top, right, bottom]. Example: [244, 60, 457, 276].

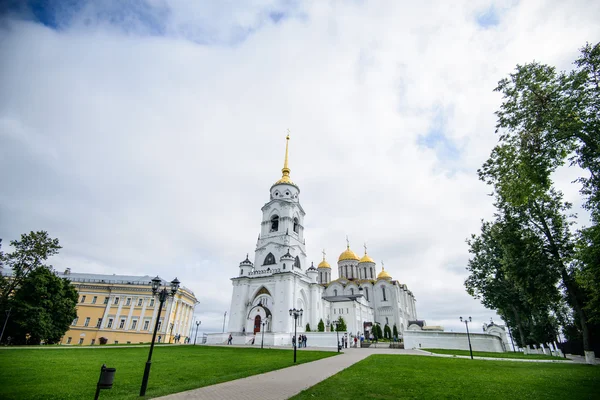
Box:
[303, 335, 307, 348]
[227, 334, 233, 345]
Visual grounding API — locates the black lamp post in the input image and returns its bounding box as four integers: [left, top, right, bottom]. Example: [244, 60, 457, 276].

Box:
[139, 276, 180, 396]
[289, 308, 303, 363]
[261, 317, 270, 349]
[194, 321, 201, 345]
[332, 320, 340, 352]
[460, 316, 474, 359]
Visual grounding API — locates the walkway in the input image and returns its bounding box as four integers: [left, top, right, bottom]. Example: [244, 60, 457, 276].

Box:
[156, 347, 424, 400]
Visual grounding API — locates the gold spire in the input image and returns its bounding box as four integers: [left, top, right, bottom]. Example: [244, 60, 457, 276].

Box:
[274, 130, 295, 186]
[318, 249, 331, 268]
[377, 261, 392, 280]
[359, 241, 375, 263]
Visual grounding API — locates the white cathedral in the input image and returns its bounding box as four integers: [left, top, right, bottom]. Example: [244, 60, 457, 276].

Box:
[222, 135, 419, 345]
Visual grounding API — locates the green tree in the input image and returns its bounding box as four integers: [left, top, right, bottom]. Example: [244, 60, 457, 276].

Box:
[0, 231, 62, 310]
[374, 323, 383, 339]
[317, 319, 325, 332]
[384, 324, 392, 340]
[478, 43, 600, 358]
[393, 324, 398, 338]
[336, 316, 347, 332]
[4, 266, 77, 344]
[305, 323, 311, 332]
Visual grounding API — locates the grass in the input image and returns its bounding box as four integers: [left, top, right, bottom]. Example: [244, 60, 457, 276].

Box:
[423, 348, 567, 360]
[0, 345, 337, 399]
[292, 355, 600, 400]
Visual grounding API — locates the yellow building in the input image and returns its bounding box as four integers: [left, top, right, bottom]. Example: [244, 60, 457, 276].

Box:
[58, 268, 197, 345]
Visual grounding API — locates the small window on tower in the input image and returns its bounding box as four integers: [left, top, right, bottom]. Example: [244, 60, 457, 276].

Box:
[293, 218, 299, 233]
[293, 256, 301, 269]
[264, 253, 276, 265]
[270, 215, 279, 231]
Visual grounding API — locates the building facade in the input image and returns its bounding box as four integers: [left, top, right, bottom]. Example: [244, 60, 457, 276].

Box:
[57, 270, 197, 345]
[220, 136, 419, 345]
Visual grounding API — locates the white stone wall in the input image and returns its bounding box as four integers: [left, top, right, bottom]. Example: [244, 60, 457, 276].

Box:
[404, 330, 505, 352]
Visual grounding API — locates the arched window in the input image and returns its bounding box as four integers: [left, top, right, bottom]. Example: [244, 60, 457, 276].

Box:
[293, 217, 299, 233]
[370, 268, 373, 279]
[365, 287, 369, 301]
[382, 286, 387, 301]
[263, 253, 276, 265]
[334, 289, 338, 296]
[270, 215, 279, 231]
[350, 288, 354, 295]
[294, 256, 301, 269]
[386, 317, 389, 325]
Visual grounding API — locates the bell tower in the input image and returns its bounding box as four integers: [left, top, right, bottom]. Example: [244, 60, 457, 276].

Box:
[254, 134, 307, 272]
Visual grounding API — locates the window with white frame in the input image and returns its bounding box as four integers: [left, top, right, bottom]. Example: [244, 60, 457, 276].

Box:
[84, 317, 90, 327]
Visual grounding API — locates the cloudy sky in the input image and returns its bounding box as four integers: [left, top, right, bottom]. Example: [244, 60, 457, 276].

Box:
[1, 0, 599, 336]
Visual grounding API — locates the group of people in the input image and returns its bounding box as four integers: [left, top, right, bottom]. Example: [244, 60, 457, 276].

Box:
[292, 334, 308, 348]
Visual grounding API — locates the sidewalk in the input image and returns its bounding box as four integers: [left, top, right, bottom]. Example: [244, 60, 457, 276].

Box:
[156, 347, 423, 400]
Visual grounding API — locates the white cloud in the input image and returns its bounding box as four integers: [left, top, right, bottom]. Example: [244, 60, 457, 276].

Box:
[1, 0, 599, 334]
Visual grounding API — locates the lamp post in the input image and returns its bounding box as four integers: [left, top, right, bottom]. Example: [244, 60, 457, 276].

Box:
[460, 316, 474, 360]
[194, 321, 201, 345]
[0, 308, 12, 343]
[332, 320, 340, 352]
[289, 308, 303, 363]
[261, 317, 270, 349]
[222, 311, 227, 333]
[139, 276, 180, 396]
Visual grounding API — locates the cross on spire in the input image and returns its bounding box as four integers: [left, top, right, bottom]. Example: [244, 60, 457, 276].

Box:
[381, 260, 385, 270]
[346, 235, 350, 249]
[364, 242, 367, 254]
[322, 249, 326, 261]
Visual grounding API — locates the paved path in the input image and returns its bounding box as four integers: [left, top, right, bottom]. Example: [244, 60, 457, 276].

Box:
[156, 347, 425, 400]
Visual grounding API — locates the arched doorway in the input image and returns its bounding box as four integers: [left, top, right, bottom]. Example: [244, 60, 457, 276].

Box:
[254, 315, 262, 334]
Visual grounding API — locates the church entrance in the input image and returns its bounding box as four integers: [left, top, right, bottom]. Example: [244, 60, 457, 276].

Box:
[254, 315, 261, 334]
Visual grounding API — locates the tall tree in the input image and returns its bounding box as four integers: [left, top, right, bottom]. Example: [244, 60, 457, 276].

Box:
[317, 318, 325, 332]
[478, 43, 600, 360]
[3, 266, 78, 344]
[0, 231, 62, 310]
[336, 316, 347, 332]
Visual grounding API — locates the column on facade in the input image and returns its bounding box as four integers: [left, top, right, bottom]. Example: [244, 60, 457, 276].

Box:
[163, 297, 175, 335]
[125, 296, 136, 330]
[150, 299, 160, 333]
[174, 299, 184, 335]
[101, 295, 113, 329]
[137, 296, 148, 332]
[112, 298, 124, 330]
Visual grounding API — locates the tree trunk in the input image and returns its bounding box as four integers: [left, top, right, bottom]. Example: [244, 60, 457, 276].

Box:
[511, 305, 527, 352]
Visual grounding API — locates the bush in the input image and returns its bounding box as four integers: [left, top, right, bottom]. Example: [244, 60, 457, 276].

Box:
[99, 337, 108, 345]
[318, 319, 325, 332]
[305, 323, 311, 332]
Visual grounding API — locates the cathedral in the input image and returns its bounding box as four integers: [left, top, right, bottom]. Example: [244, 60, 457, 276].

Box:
[225, 135, 418, 344]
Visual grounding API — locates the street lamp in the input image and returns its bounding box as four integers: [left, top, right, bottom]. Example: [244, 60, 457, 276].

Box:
[194, 321, 201, 345]
[139, 276, 180, 396]
[222, 311, 227, 333]
[289, 308, 303, 363]
[332, 320, 340, 352]
[261, 317, 270, 349]
[460, 316, 474, 360]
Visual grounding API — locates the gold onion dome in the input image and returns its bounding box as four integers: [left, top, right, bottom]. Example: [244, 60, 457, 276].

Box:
[273, 134, 297, 187]
[338, 245, 360, 262]
[359, 252, 375, 264]
[377, 266, 392, 280]
[318, 259, 331, 269]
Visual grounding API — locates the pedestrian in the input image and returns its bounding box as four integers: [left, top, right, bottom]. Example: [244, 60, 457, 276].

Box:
[341, 336, 345, 348]
[292, 335, 296, 347]
[227, 334, 233, 345]
[354, 336, 358, 347]
[360, 334, 364, 346]
[303, 335, 307, 348]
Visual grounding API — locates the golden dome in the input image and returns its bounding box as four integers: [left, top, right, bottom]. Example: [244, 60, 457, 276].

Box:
[359, 252, 375, 263]
[338, 246, 360, 262]
[377, 266, 392, 280]
[318, 260, 331, 268]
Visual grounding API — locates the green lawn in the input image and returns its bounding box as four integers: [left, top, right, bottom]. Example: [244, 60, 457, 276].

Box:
[424, 348, 567, 360]
[0, 345, 336, 399]
[292, 355, 600, 400]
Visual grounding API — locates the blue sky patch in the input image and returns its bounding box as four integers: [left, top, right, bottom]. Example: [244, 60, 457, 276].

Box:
[417, 110, 461, 161]
[476, 5, 500, 28]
